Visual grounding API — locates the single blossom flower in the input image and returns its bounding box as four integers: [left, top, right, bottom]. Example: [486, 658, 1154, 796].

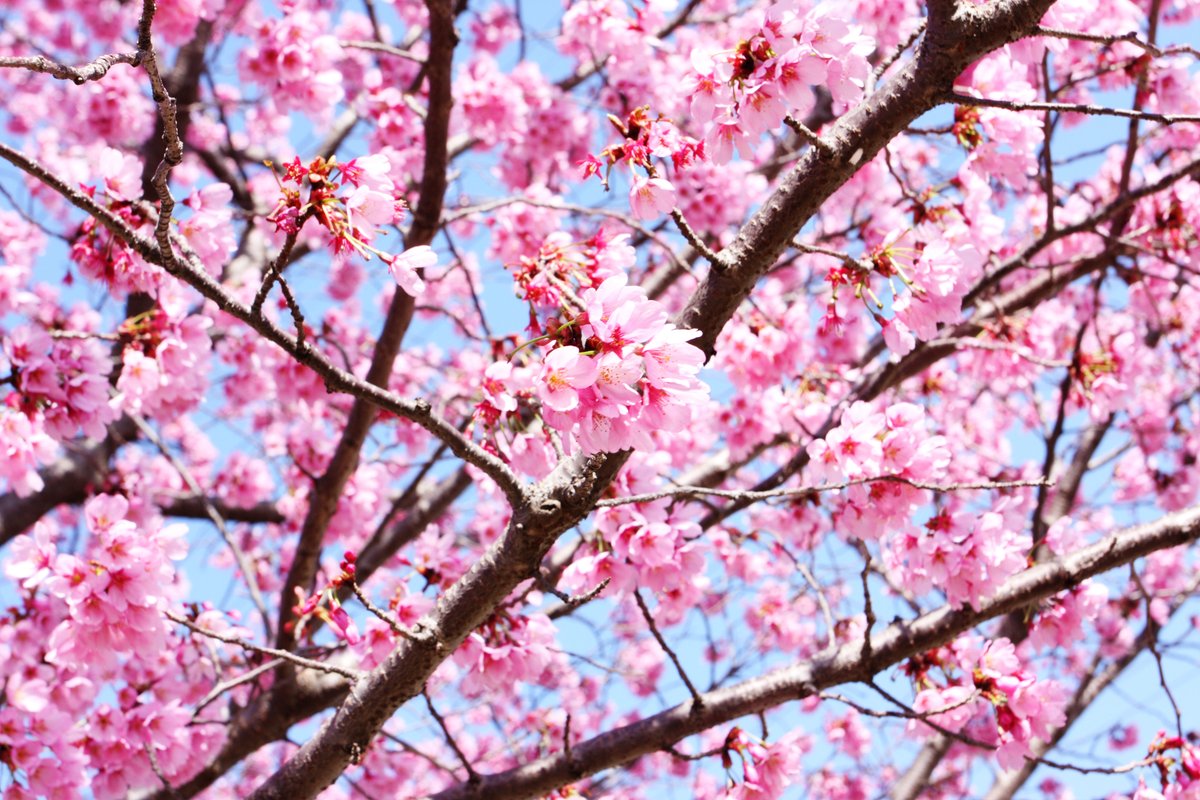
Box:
[386, 245, 435, 296]
[628, 175, 676, 219]
[539, 346, 600, 412]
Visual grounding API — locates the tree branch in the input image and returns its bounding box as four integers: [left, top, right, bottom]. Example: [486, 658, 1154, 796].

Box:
[0, 52, 140, 84]
[432, 503, 1200, 800]
[236, 4, 1066, 795]
[945, 90, 1200, 124]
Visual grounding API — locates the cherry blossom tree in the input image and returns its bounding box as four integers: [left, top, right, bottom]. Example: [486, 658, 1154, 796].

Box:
[3, 0, 1200, 797]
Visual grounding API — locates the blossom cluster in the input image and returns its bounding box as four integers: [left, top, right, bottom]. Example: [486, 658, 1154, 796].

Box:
[906, 639, 1067, 770]
[473, 229, 711, 457]
[7, 495, 186, 673]
[542, 460, 713, 693]
[5, 322, 114, 441]
[1135, 730, 1200, 799]
[238, 2, 346, 114]
[0, 210, 43, 316]
[0, 495, 204, 798]
[807, 401, 950, 486]
[561, 463, 709, 620]
[685, 3, 873, 163]
[267, 153, 433, 296]
[504, 228, 636, 308]
[534, 275, 709, 454]
[816, 225, 985, 357]
[0, 404, 57, 498]
[719, 726, 812, 800]
[452, 611, 566, 697]
[580, 105, 705, 220]
[885, 507, 1029, 610]
[116, 307, 212, 421]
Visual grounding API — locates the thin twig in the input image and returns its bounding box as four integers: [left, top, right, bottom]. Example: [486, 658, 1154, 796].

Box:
[137, 0, 185, 274]
[252, 223, 304, 319]
[873, 21, 926, 81]
[145, 745, 175, 793]
[347, 579, 417, 641]
[821, 686, 979, 721]
[664, 743, 726, 761]
[166, 610, 363, 682]
[379, 730, 457, 774]
[855, 540, 876, 660]
[423, 691, 479, 783]
[669, 208, 723, 269]
[341, 40, 425, 62]
[597, 476, 1052, 507]
[129, 413, 272, 637]
[546, 578, 611, 620]
[783, 115, 833, 154]
[634, 589, 704, 709]
[1130, 565, 1184, 741]
[794, 561, 837, 653]
[928, 336, 1072, 368]
[944, 90, 1200, 124]
[275, 272, 307, 349]
[193, 658, 284, 715]
[442, 196, 695, 279]
[1032, 25, 1200, 59]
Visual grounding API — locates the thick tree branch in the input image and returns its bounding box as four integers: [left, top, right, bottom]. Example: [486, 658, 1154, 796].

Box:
[243, 450, 627, 799]
[431, 503, 1200, 800]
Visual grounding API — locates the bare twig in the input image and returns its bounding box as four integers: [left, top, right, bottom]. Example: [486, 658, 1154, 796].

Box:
[194, 658, 285, 715]
[129, 413, 272, 637]
[341, 40, 425, 62]
[347, 579, 417, 642]
[1032, 24, 1200, 59]
[794, 562, 837, 653]
[944, 90, 1200, 124]
[136, 0, 186, 273]
[669, 208, 723, 269]
[783, 115, 833, 154]
[634, 589, 704, 709]
[166, 610, 363, 682]
[1130, 566, 1185, 740]
[597, 476, 1051, 508]
[423, 691, 479, 783]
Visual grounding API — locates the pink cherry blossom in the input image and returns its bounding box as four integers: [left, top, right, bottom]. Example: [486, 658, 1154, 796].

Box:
[629, 175, 677, 220]
[386, 245, 435, 296]
[539, 346, 600, 413]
